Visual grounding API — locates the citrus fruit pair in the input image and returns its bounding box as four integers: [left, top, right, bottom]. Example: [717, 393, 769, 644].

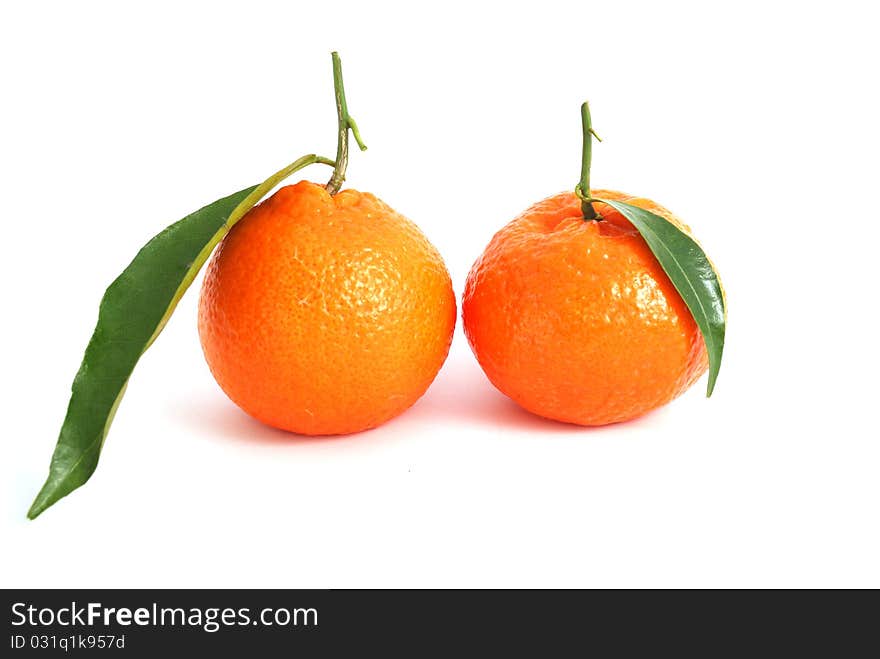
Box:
[198, 71, 724, 436]
[199, 186, 718, 433]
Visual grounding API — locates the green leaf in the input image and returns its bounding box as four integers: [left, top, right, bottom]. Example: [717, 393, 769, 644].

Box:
[29, 154, 334, 519]
[597, 199, 726, 397]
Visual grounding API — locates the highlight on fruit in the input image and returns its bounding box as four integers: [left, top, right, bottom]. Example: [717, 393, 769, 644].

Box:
[462, 101, 725, 426]
[29, 52, 455, 519]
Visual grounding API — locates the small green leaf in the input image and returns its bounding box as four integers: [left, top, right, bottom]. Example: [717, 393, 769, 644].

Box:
[597, 199, 726, 397]
[29, 154, 334, 519]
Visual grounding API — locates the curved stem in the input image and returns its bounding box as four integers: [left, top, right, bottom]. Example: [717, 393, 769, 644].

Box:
[325, 52, 367, 195]
[227, 154, 335, 228]
[576, 101, 602, 221]
[258, 154, 336, 206]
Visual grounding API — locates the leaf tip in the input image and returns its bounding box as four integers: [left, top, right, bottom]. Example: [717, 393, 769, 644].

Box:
[27, 481, 57, 520]
[26, 501, 44, 520]
[705, 370, 718, 398]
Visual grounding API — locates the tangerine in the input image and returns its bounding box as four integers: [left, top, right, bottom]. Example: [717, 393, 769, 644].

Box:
[462, 189, 708, 426]
[199, 181, 456, 435]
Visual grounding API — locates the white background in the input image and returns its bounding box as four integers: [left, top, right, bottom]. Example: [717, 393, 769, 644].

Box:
[2, 1, 878, 588]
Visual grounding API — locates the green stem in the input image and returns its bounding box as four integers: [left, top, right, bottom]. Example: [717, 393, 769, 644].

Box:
[325, 51, 367, 195]
[576, 101, 602, 221]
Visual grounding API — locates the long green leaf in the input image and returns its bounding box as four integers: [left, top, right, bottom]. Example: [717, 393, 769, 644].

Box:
[29, 154, 334, 519]
[597, 199, 726, 397]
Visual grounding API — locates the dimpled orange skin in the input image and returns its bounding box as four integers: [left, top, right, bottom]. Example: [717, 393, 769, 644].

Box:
[198, 180, 456, 435]
[462, 189, 708, 426]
